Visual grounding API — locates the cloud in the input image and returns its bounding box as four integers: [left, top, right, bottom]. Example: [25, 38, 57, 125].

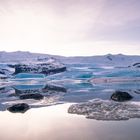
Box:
[0, 0, 139, 55]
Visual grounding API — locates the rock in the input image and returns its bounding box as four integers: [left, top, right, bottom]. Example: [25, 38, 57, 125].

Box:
[111, 91, 133, 102]
[19, 93, 44, 100]
[7, 103, 29, 113]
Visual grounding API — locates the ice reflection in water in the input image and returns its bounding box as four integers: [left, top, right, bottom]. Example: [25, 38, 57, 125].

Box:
[0, 83, 67, 112]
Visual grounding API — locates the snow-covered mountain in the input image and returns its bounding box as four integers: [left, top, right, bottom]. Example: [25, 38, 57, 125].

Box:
[59, 54, 140, 67]
[0, 51, 140, 66]
[0, 51, 50, 62]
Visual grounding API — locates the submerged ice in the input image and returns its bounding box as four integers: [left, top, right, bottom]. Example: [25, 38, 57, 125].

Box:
[68, 99, 140, 121]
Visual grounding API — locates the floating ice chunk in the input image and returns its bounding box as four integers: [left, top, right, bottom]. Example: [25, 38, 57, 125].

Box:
[68, 99, 140, 121]
[89, 77, 140, 84]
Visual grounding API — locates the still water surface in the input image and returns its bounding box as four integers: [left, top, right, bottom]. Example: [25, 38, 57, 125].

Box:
[0, 104, 140, 140]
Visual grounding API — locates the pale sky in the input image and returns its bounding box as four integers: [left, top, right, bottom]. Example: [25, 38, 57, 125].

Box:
[0, 0, 140, 56]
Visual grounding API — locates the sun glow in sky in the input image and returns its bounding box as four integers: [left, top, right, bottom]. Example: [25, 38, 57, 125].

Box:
[0, 0, 140, 56]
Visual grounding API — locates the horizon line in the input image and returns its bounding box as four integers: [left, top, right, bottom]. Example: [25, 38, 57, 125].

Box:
[0, 50, 140, 57]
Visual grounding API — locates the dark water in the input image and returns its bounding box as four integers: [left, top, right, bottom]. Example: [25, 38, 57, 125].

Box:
[0, 64, 140, 140]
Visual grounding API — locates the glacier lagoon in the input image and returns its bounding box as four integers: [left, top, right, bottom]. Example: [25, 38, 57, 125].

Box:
[0, 63, 140, 140]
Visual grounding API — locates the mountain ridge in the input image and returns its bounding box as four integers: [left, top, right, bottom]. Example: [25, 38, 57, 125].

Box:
[0, 51, 140, 66]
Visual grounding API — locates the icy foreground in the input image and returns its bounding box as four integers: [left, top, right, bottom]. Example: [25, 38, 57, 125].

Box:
[68, 99, 140, 121]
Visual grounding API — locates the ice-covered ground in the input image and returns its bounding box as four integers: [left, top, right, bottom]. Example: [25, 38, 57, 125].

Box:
[0, 51, 140, 116]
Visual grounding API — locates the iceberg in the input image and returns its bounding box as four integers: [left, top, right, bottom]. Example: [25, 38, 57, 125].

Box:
[89, 77, 140, 84]
[0, 57, 66, 78]
[68, 99, 140, 121]
[13, 58, 66, 76]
